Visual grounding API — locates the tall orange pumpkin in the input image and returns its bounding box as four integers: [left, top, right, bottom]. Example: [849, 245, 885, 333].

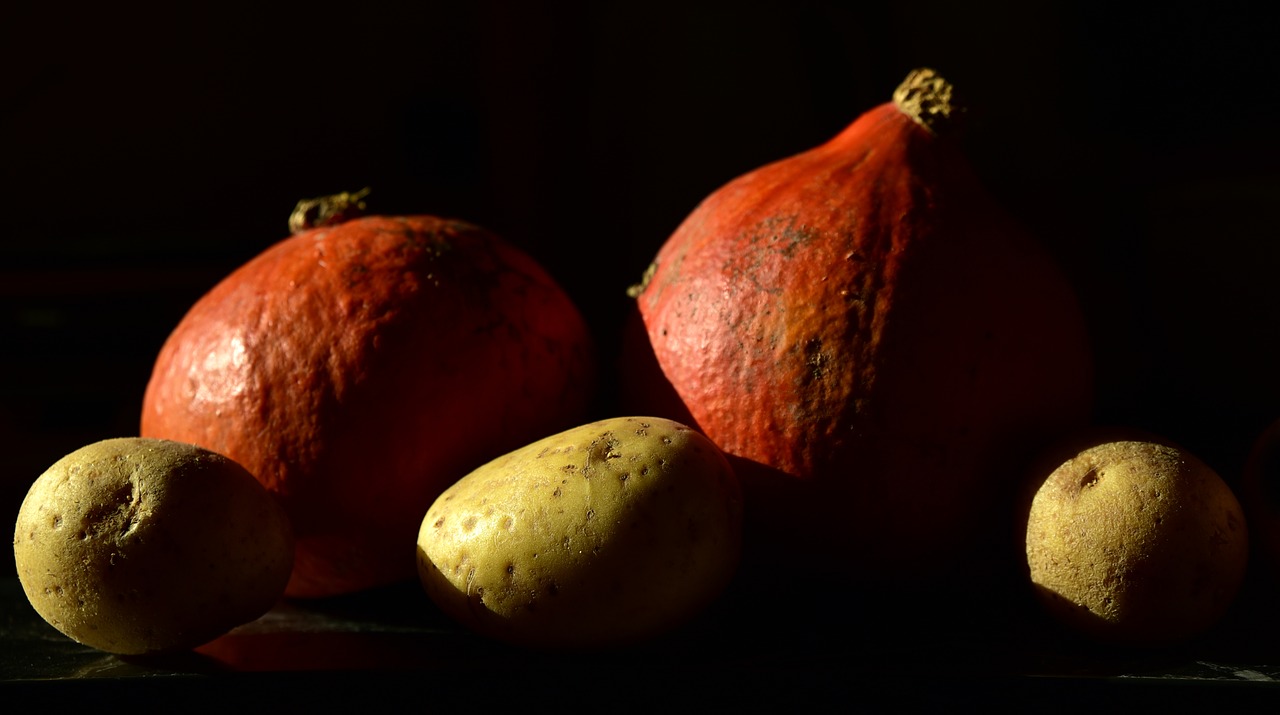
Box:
[142, 200, 596, 598]
[622, 69, 1093, 584]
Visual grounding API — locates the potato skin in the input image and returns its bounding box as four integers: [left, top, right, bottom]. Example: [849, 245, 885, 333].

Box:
[12, 437, 294, 655]
[416, 416, 743, 649]
[1024, 439, 1248, 646]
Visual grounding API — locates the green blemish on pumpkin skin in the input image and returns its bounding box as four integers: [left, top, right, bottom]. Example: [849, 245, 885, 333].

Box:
[775, 224, 820, 259]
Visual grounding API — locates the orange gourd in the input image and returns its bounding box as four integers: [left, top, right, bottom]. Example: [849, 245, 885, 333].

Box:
[141, 194, 596, 598]
[622, 69, 1094, 584]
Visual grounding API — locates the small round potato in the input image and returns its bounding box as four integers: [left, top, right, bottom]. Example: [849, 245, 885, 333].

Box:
[1024, 439, 1248, 646]
[416, 416, 743, 649]
[12, 437, 294, 655]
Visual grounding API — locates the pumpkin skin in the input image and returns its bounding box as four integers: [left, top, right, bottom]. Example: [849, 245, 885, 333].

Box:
[622, 70, 1094, 585]
[141, 214, 596, 598]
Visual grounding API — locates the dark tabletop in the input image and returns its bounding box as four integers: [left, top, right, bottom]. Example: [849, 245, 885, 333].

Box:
[6, 572, 1280, 711]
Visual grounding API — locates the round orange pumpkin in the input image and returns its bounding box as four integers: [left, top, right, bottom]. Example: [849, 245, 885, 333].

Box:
[622, 69, 1094, 584]
[141, 204, 596, 598]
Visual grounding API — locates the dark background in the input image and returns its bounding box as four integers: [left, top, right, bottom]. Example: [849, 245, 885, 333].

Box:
[3, 1, 1278, 578]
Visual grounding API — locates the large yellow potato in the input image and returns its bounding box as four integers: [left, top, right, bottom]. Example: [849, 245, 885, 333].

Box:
[12, 437, 294, 655]
[1024, 439, 1248, 646]
[416, 416, 743, 649]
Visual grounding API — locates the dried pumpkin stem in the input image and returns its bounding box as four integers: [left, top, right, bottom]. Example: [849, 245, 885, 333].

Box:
[892, 68, 961, 135]
[289, 187, 372, 234]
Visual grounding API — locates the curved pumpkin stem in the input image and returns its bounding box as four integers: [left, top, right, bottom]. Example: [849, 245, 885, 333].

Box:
[892, 68, 961, 135]
[288, 187, 372, 234]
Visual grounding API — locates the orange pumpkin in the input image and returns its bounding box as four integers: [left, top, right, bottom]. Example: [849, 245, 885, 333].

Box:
[622, 69, 1094, 584]
[142, 198, 596, 598]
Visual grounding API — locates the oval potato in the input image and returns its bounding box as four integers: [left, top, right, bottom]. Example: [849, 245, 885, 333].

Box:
[1024, 439, 1248, 646]
[12, 437, 294, 655]
[416, 416, 743, 649]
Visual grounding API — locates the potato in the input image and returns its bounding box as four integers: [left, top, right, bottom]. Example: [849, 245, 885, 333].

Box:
[1024, 438, 1248, 646]
[416, 416, 743, 649]
[12, 437, 294, 655]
